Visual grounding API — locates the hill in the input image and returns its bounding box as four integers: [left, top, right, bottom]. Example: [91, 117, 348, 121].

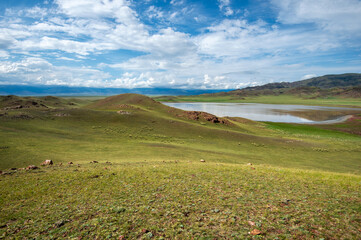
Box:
[155, 73, 361, 105]
[213, 73, 361, 97]
[1, 94, 361, 238]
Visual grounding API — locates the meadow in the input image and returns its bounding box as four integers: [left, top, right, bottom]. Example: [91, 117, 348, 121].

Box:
[154, 94, 361, 108]
[0, 94, 360, 239]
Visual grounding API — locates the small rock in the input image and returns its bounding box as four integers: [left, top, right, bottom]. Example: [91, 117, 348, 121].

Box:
[54, 220, 66, 228]
[141, 229, 149, 234]
[90, 161, 98, 163]
[10, 168, 17, 171]
[118, 236, 125, 240]
[26, 165, 38, 170]
[250, 167, 255, 170]
[248, 221, 256, 226]
[247, 163, 252, 166]
[250, 229, 261, 235]
[106, 161, 112, 164]
[18, 168, 25, 171]
[200, 159, 205, 162]
[41, 159, 53, 166]
[68, 162, 73, 165]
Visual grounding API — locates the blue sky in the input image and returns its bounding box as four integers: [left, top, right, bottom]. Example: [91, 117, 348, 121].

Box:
[0, 0, 360, 89]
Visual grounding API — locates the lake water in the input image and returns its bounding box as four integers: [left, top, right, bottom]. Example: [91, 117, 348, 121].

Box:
[163, 102, 361, 124]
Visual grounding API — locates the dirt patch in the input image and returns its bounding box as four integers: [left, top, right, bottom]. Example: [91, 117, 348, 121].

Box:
[181, 111, 231, 125]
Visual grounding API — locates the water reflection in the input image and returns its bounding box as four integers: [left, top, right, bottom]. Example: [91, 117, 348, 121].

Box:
[163, 102, 360, 124]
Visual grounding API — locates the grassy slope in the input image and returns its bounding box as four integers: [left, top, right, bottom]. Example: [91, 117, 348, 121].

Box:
[1, 94, 361, 239]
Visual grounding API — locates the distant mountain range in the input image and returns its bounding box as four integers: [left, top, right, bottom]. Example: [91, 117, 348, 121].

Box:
[0, 85, 233, 96]
[212, 73, 361, 98]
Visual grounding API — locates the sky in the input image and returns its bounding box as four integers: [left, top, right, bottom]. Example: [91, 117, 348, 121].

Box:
[0, 0, 360, 89]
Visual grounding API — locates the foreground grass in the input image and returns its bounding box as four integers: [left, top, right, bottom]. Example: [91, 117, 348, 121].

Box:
[154, 95, 361, 107]
[1, 94, 361, 239]
[1, 162, 360, 239]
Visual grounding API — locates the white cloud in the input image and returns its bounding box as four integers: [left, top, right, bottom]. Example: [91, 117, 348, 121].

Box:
[272, 0, 361, 35]
[301, 74, 317, 80]
[0, 57, 111, 86]
[218, 0, 234, 16]
[0, 0, 360, 89]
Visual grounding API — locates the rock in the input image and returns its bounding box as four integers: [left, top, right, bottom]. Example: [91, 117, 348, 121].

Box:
[26, 165, 38, 170]
[90, 161, 98, 163]
[41, 159, 53, 166]
[18, 168, 25, 171]
[68, 162, 73, 165]
[106, 161, 112, 164]
[0, 170, 2, 175]
[200, 159, 205, 162]
[250, 229, 261, 235]
[54, 220, 66, 228]
[10, 168, 17, 171]
[248, 221, 256, 226]
[247, 163, 253, 166]
[117, 110, 131, 115]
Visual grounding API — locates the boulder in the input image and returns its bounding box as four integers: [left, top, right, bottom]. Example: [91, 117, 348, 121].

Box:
[41, 159, 53, 166]
[26, 165, 38, 170]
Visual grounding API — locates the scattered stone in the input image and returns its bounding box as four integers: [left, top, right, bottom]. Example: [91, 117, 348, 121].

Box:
[200, 159, 205, 162]
[54, 113, 70, 117]
[54, 220, 67, 228]
[248, 221, 256, 226]
[26, 165, 38, 170]
[117, 110, 131, 115]
[280, 199, 291, 206]
[41, 159, 53, 166]
[68, 162, 73, 165]
[247, 163, 253, 166]
[250, 229, 262, 235]
[106, 161, 112, 164]
[18, 168, 25, 171]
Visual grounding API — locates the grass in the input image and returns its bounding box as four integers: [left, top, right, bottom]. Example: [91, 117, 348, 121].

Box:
[154, 94, 361, 107]
[1, 94, 361, 239]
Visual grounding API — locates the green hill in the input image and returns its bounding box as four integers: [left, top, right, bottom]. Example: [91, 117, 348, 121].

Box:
[1, 94, 361, 239]
[155, 73, 361, 105]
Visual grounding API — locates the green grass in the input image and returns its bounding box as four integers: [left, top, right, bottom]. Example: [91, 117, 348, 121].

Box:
[154, 94, 361, 107]
[1, 94, 361, 239]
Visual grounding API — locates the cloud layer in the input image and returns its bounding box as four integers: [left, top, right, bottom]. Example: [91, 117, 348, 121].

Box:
[0, 0, 360, 89]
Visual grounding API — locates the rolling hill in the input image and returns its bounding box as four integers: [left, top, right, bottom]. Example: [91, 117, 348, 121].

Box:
[1, 93, 361, 238]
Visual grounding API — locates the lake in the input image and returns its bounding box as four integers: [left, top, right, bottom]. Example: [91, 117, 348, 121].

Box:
[163, 102, 361, 124]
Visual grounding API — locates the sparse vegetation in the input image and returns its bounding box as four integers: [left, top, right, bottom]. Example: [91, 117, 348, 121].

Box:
[0, 93, 360, 239]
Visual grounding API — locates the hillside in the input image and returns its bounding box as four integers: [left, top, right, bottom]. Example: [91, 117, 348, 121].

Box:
[213, 73, 361, 97]
[155, 73, 361, 105]
[1, 94, 361, 238]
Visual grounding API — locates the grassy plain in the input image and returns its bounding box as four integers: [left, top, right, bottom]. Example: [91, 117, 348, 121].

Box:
[0, 94, 360, 239]
[154, 94, 361, 107]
